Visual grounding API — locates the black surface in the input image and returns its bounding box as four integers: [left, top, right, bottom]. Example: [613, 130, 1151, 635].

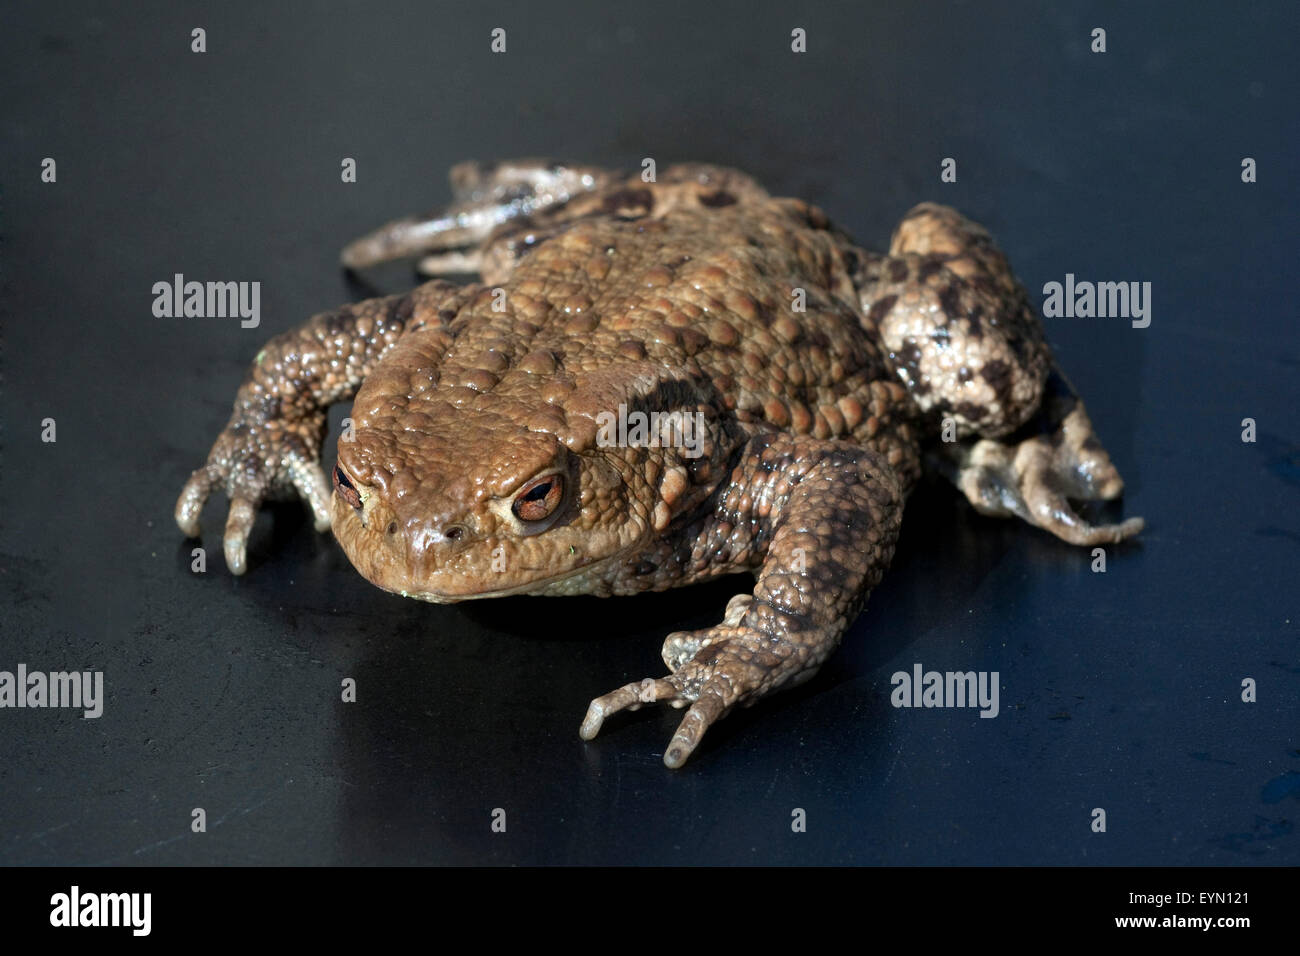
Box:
[1, 1, 1296, 865]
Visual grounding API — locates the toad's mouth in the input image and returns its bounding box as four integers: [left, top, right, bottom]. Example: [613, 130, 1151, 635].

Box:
[374, 556, 619, 604]
[333, 523, 652, 603]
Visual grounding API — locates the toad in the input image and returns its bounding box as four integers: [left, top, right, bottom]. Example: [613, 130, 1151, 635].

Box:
[175, 160, 1143, 767]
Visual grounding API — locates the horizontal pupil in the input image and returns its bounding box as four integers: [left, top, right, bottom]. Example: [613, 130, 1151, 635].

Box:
[525, 481, 552, 501]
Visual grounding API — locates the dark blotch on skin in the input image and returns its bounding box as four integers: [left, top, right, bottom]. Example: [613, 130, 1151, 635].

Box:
[602, 187, 654, 218]
[844, 247, 864, 276]
[954, 401, 987, 421]
[888, 258, 909, 283]
[868, 294, 898, 326]
[981, 359, 1013, 403]
[938, 283, 964, 324]
[699, 190, 737, 208]
[916, 254, 946, 283]
[690, 640, 730, 665]
[802, 204, 830, 229]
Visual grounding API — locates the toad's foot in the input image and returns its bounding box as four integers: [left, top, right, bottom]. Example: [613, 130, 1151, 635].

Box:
[581, 613, 827, 768]
[175, 410, 333, 574]
[581, 434, 905, 768]
[582, 593, 818, 768]
[937, 370, 1144, 546]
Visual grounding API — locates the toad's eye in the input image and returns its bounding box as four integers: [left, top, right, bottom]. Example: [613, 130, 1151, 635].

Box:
[333, 464, 362, 511]
[512, 474, 564, 523]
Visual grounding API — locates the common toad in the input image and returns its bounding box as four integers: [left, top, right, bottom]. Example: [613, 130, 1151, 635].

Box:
[175, 160, 1143, 767]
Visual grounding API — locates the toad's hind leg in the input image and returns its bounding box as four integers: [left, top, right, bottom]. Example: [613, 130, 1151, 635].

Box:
[858, 202, 1142, 545]
[341, 159, 773, 284]
[858, 202, 1051, 439]
[339, 159, 615, 274]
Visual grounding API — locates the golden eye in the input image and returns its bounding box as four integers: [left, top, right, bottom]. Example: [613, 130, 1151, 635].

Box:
[333, 464, 362, 511]
[512, 474, 564, 522]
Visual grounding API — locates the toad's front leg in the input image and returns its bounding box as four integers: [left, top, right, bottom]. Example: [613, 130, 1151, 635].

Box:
[580, 434, 905, 768]
[174, 279, 473, 573]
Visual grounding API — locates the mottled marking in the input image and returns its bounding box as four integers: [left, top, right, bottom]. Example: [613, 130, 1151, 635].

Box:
[981, 359, 1012, 402]
[938, 282, 964, 323]
[916, 254, 946, 283]
[868, 293, 898, 326]
[602, 187, 654, 218]
[699, 190, 737, 208]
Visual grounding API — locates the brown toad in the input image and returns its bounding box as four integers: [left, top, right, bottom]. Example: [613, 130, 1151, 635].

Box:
[175, 160, 1143, 767]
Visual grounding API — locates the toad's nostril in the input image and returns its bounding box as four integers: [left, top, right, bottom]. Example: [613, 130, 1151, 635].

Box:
[444, 525, 466, 542]
[387, 521, 398, 535]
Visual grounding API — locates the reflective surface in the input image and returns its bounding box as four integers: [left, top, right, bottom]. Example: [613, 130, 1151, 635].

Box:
[1, 0, 1296, 864]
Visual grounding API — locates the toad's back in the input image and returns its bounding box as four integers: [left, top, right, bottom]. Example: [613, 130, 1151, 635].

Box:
[399, 199, 923, 481]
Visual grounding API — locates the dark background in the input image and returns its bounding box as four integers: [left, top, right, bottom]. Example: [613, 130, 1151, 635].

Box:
[1, 1, 1296, 865]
